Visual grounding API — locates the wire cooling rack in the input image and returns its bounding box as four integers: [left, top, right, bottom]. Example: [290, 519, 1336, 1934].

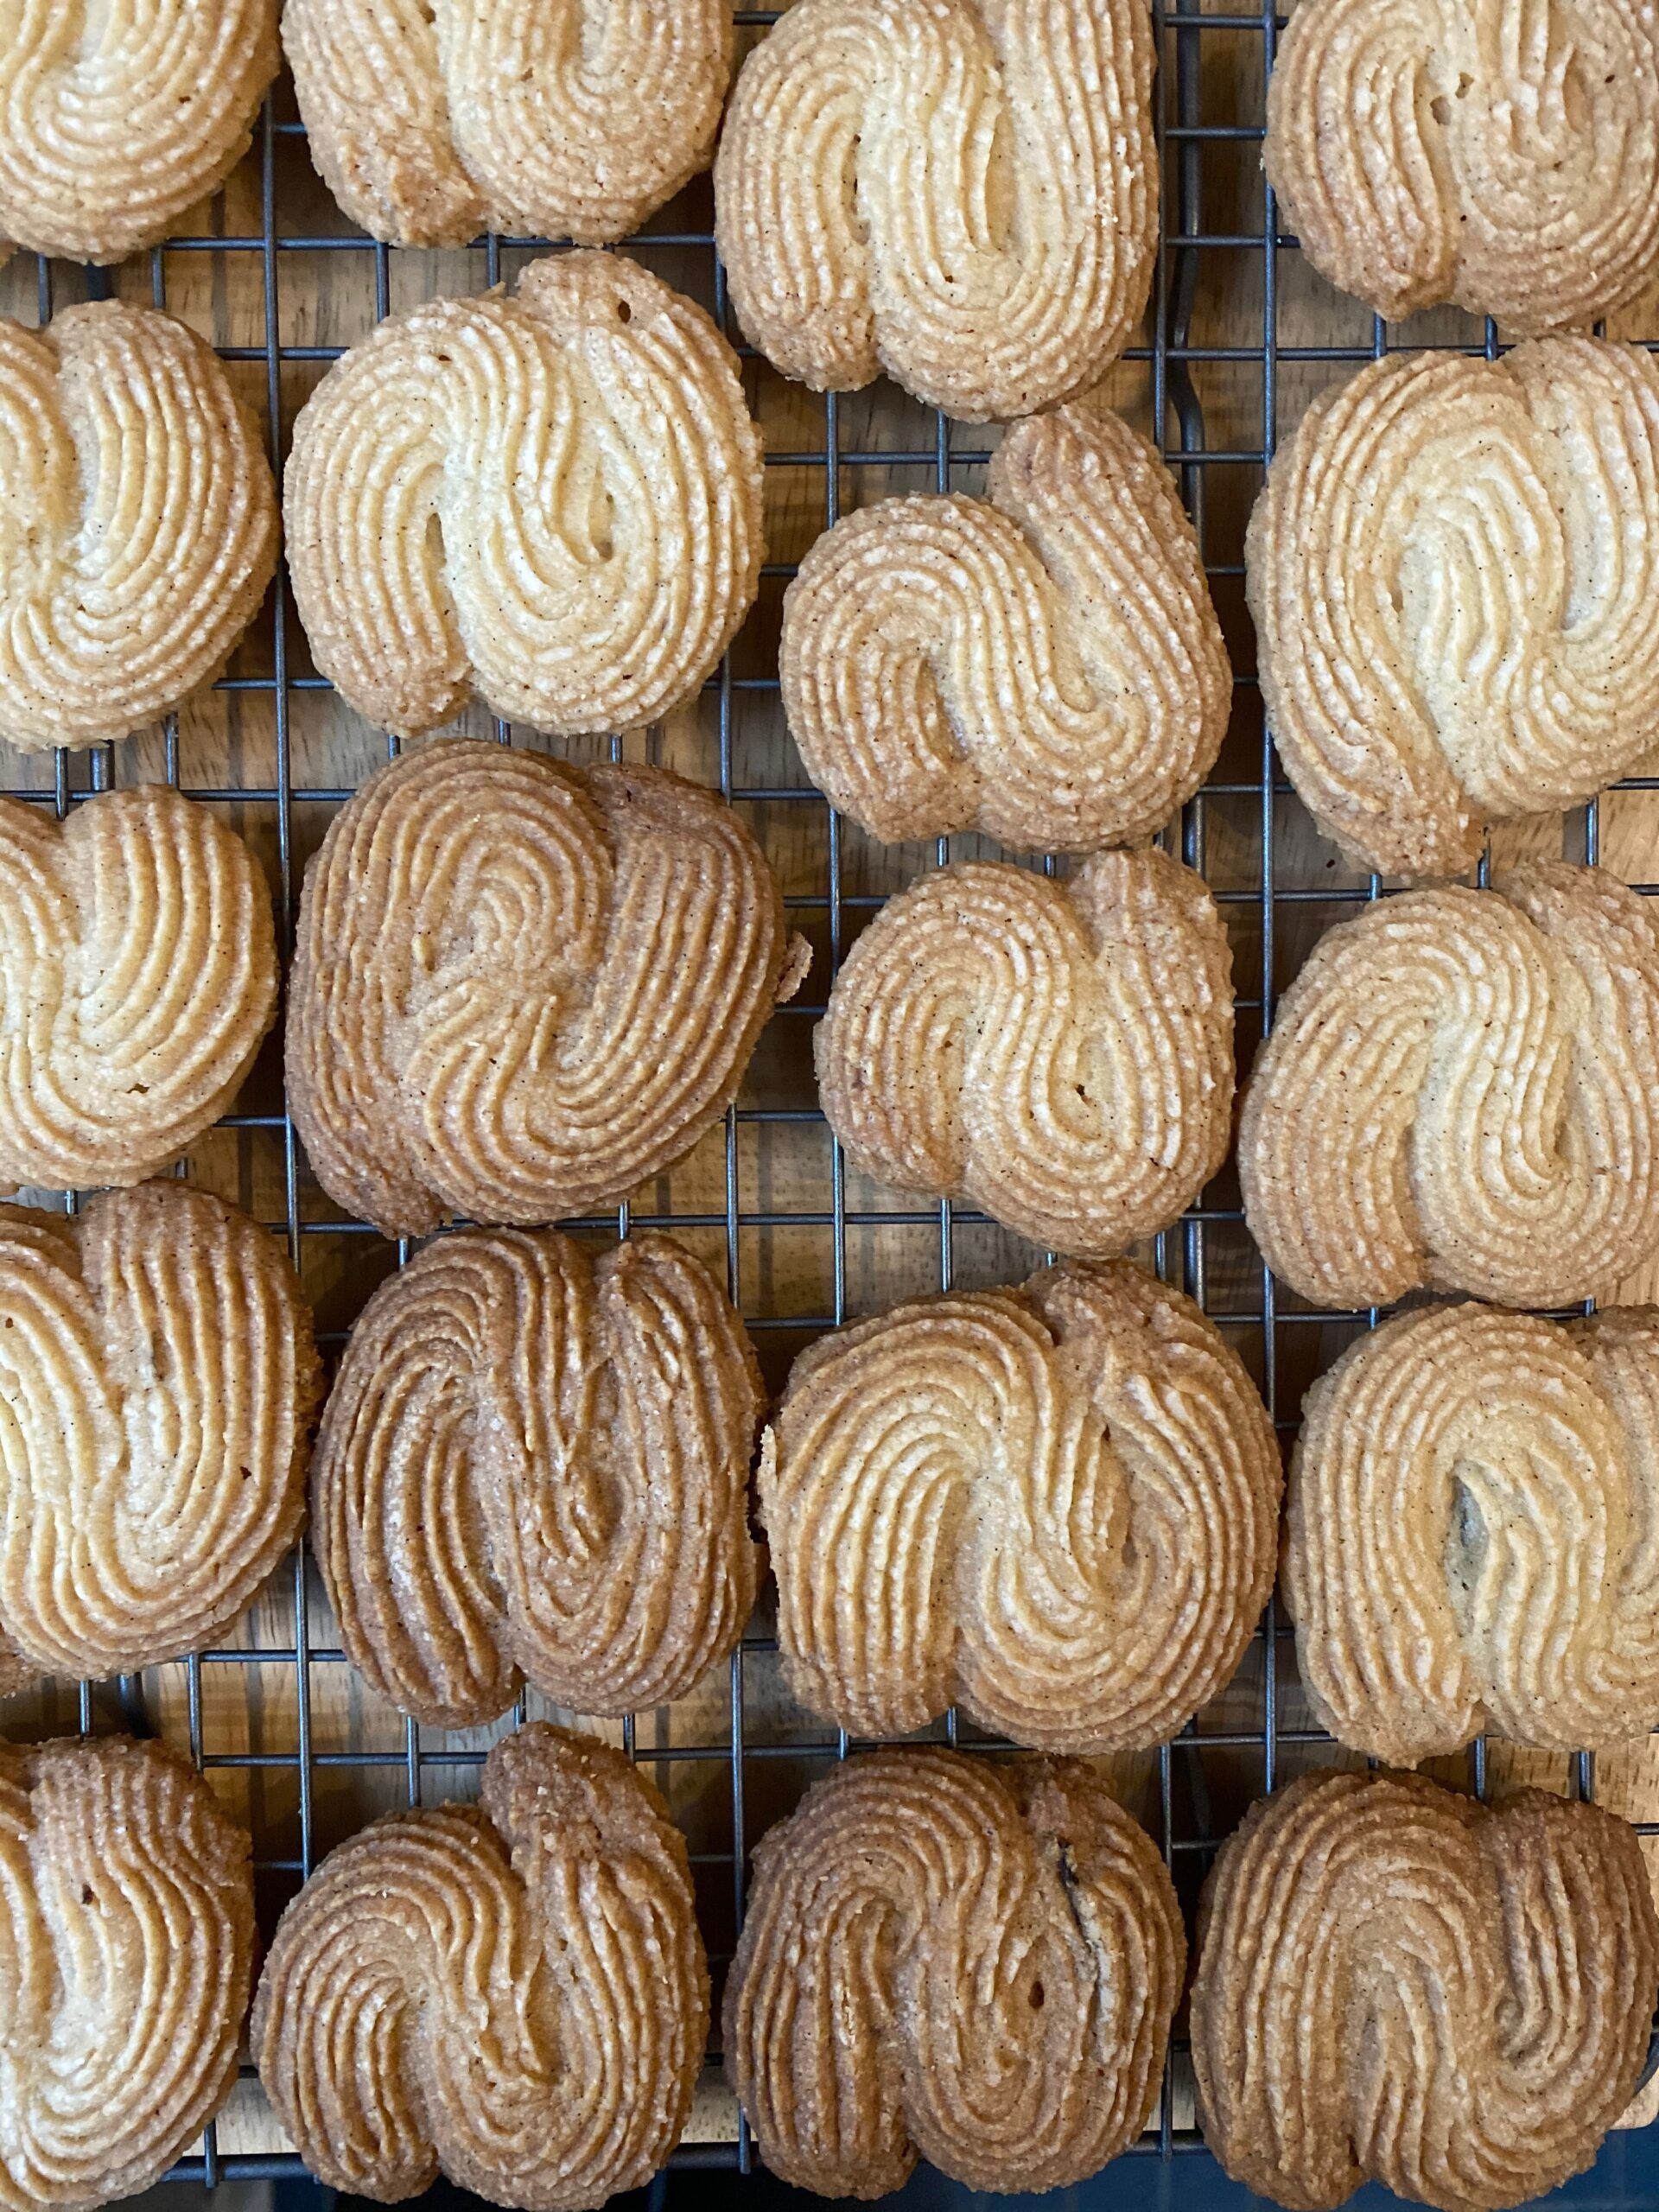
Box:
[3, 0, 1657, 2190]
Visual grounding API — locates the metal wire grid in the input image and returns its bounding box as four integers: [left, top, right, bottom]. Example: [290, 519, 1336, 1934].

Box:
[3, 0, 1654, 2190]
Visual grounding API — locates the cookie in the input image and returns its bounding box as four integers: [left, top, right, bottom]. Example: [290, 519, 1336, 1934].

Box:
[1248, 340, 1659, 879]
[781, 404, 1230, 850]
[314, 1227, 762, 1728]
[724, 1748, 1183, 2198]
[760, 1259, 1280, 1749]
[1287, 1301, 1659, 1764]
[1239, 861, 1659, 1309]
[287, 741, 807, 1239]
[1264, 0, 1659, 333]
[817, 848, 1233, 1255]
[714, 0, 1157, 422]
[285, 252, 763, 739]
[0, 1734, 253, 2209]
[0, 1185, 317, 1685]
[0, 785, 279, 1192]
[284, 0, 731, 248]
[1192, 1770, 1659, 2212]
[0, 3, 276, 264]
[0, 302, 279, 753]
[253, 1723, 706, 2209]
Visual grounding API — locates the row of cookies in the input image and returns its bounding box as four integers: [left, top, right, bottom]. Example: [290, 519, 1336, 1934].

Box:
[9, 1726, 1655, 2212]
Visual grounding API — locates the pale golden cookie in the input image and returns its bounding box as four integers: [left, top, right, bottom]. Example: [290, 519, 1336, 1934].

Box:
[253, 1723, 706, 2209]
[0, 2, 276, 264]
[314, 1227, 762, 1728]
[1192, 1770, 1659, 2212]
[0, 302, 278, 753]
[781, 404, 1230, 850]
[1248, 340, 1659, 880]
[714, 0, 1157, 422]
[284, 252, 763, 739]
[816, 849, 1233, 1255]
[1239, 861, 1659, 1309]
[284, 0, 731, 248]
[761, 1259, 1280, 1749]
[0, 785, 279, 1193]
[725, 1748, 1183, 2198]
[1287, 1301, 1659, 1765]
[287, 741, 807, 1239]
[1265, 0, 1659, 332]
[0, 1734, 253, 2211]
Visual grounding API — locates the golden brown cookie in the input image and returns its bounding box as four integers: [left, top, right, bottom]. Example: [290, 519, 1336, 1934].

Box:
[0, 1734, 253, 2209]
[287, 741, 807, 1239]
[284, 0, 731, 248]
[1287, 1301, 1659, 1764]
[0, 3, 276, 264]
[1264, 0, 1659, 332]
[0, 1185, 317, 1686]
[1248, 340, 1659, 880]
[253, 1722, 707, 2209]
[0, 785, 279, 1192]
[0, 303, 279, 753]
[714, 0, 1157, 422]
[314, 1227, 761, 1728]
[1238, 861, 1659, 1309]
[761, 1259, 1280, 1749]
[1192, 1770, 1659, 2212]
[725, 1748, 1183, 2198]
[781, 404, 1230, 850]
[284, 253, 763, 740]
[816, 849, 1232, 1255]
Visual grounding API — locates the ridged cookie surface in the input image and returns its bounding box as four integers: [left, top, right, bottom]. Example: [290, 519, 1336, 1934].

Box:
[761, 1260, 1280, 1749]
[1192, 1770, 1659, 2211]
[724, 1748, 1183, 2198]
[284, 252, 762, 739]
[0, 2, 276, 264]
[1239, 861, 1659, 1308]
[714, 0, 1157, 422]
[1249, 340, 1659, 879]
[0, 1734, 253, 2211]
[0, 785, 279, 1192]
[1264, 0, 1659, 332]
[0, 302, 279, 752]
[284, 0, 731, 247]
[315, 1227, 762, 1727]
[1287, 1301, 1659, 1764]
[253, 1723, 707, 2209]
[0, 1185, 317, 1685]
[781, 404, 1229, 849]
[817, 849, 1233, 1255]
[287, 741, 806, 1238]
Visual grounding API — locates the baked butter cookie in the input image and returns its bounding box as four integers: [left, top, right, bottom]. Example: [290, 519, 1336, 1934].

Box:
[0, 302, 278, 753]
[285, 0, 731, 247]
[817, 849, 1233, 1255]
[782, 404, 1230, 850]
[1192, 1771, 1659, 2212]
[284, 252, 763, 739]
[725, 1749, 1183, 2198]
[254, 1723, 706, 2209]
[314, 1227, 761, 1728]
[0, 2, 276, 264]
[715, 0, 1157, 422]
[761, 1260, 1280, 1750]
[1239, 862, 1659, 1309]
[1248, 340, 1659, 879]
[287, 741, 807, 1238]
[1287, 1300, 1659, 1765]
[1265, 0, 1659, 332]
[0, 785, 278, 1192]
